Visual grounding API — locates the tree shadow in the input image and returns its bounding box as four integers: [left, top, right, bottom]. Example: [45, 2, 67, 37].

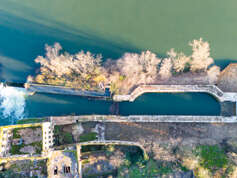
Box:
[0, 10, 141, 82]
[214, 59, 237, 69]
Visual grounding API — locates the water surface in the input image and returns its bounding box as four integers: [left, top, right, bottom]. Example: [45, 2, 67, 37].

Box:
[0, 0, 234, 124]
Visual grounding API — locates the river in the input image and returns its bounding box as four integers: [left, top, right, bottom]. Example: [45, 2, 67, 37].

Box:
[0, 0, 236, 125]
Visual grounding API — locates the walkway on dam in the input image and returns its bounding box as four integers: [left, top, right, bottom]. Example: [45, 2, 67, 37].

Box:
[50, 115, 237, 125]
[25, 83, 110, 98]
[113, 85, 237, 102]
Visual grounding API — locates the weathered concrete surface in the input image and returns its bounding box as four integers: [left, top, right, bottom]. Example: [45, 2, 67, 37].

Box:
[78, 140, 148, 159]
[221, 101, 236, 116]
[113, 84, 237, 102]
[217, 63, 237, 92]
[25, 83, 110, 98]
[50, 115, 237, 125]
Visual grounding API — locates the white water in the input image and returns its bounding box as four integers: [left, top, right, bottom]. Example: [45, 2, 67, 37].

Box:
[0, 83, 27, 123]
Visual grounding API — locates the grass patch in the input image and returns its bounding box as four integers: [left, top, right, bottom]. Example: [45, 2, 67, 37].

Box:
[17, 118, 46, 124]
[124, 146, 144, 164]
[12, 126, 41, 139]
[118, 159, 173, 177]
[10, 142, 42, 155]
[54, 125, 74, 145]
[0, 170, 22, 177]
[12, 128, 21, 139]
[194, 145, 228, 173]
[64, 150, 77, 159]
[82, 159, 90, 164]
[29, 141, 42, 154]
[177, 162, 189, 172]
[84, 170, 117, 178]
[79, 132, 97, 142]
[157, 163, 173, 175]
[81, 145, 105, 152]
[63, 132, 74, 144]
[9, 144, 26, 155]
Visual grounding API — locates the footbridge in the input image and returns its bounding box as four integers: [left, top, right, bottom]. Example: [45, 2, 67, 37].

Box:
[113, 85, 237, 102]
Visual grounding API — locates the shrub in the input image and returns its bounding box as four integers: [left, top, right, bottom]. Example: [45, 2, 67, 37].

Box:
[79, 132, 97, 142]
[195, 145, 228, 172]
[17, 118, 46, 124]
[12, 128, 21, 139]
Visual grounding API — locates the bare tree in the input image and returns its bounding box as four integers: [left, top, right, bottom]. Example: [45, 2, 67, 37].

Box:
[168, 49, 190, 73]
[33, 43, 105, 89]
[159, 58, 173, 80]
[30, 38, 222, 94]
[112, 51, 161, 92]
[189, 38, 214, 72]
[207, 65, 220, 84]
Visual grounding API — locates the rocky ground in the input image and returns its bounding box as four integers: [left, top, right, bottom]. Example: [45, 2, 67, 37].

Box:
[0, 159, 47, 177]
[104, 122, 237, 177]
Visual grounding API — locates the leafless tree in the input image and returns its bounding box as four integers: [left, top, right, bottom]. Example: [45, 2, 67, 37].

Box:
[207, 65, 220, 84]
[159, 58, 173, 80]
[189, 38, 214, 72]
[168, 49, 190, 73]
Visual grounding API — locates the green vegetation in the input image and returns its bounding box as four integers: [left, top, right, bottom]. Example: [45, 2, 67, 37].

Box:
[54, 125, 74, 145]
[10, 141, 42, 155]
[17, 118, 46, 124]
[81, 145, 104, 152]
[0, 170, 23, 178]
[79, 132, 97, 142]
[64, 150, 77, 159]
[118, 146, 169, 177]
[9, 144, 27, 155]
[63, 132, 74, 144]
[13, 126, 41, 140]
[105, 145, 115, 156]
[194, 145, 228, 172]
[82, 159, 90, 164]
[12, 128, 21, 139]
[177, 162, 189, 172]
[84, 170, 117, 178]
[2, 160, 48, 177]
[29, 141, 42, 154]
[118, 159, 174, 177]
[10, 127, 43, 155]
[191, 145, 235, 177]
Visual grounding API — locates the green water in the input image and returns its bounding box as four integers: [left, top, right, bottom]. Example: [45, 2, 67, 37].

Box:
[25, 93, 220, 118]
[0, 0, 235, 124]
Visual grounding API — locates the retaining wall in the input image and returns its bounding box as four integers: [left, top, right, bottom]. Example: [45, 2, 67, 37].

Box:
[25, 83, 110, 98]
[113, 85, 237, 102]
[50, 115, 237, 125]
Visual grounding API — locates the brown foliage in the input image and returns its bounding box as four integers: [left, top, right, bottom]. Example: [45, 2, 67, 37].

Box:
[29, 38, 221, 94]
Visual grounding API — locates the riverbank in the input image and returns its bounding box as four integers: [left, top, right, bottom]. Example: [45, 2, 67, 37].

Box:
[23, 63, 237, 103]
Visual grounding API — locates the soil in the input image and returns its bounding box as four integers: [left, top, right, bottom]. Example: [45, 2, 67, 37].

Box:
[105, 122, 237, 157]
[217, 63, 237, 92]
[18, 127, 42, 144]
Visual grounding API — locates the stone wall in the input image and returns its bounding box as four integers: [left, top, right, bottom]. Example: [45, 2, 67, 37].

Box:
[50, 115, 237, 125]
[25, 83, 110, 99]
[113, 84, 237, 102]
